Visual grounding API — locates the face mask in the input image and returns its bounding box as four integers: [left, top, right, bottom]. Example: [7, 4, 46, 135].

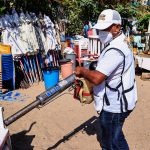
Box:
[98, 31, 113, 44]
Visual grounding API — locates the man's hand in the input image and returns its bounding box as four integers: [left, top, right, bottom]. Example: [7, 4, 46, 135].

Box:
[75, 66, 106, 85]
[74, 66, 84, 78]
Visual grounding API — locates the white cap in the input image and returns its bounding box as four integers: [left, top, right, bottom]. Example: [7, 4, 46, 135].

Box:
[92, 9, 122, 30]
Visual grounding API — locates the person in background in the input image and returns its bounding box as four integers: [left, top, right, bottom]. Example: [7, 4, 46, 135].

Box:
[83, 21, 90, 38]
[75, 9, 137, 150]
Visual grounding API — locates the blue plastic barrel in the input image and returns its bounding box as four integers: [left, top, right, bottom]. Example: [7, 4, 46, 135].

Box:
[2, 54, 14, 81]
[42, 67, 59, 90]
[2, 54, 15, 89]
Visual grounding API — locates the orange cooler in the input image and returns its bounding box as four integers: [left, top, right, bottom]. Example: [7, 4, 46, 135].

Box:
[0, 44, 11, 54]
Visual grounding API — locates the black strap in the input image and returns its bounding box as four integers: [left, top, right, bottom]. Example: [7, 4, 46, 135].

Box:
[123, 84, 134, 94]
[120, 98, 124, 112]
[122, 94, 128, 111]
[106, 82, 122, 91]
[105, 82, 121, 100]
[122, 80, 135, 111]
[103, 93, 110, 106]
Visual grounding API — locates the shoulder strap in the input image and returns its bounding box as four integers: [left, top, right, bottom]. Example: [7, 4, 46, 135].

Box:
[104, 48, 126, 75]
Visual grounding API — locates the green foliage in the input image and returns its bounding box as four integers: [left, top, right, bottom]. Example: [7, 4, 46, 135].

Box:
[79, 0, 101, 22]
[60, 0, 101, 35]
[137, 14, 150, 30]
[59, 0, 81, 35]
[116, 4, 139, 18]
[0, 0, 149, 35]
[0, 6, 6, 15]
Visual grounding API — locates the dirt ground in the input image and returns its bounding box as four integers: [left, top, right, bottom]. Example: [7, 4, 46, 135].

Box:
[1, 74, 150, 150]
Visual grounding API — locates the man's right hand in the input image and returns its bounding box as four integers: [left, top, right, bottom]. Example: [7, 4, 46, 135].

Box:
[74, 66, 84, 78]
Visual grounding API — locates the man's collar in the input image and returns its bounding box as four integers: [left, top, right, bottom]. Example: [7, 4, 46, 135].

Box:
[109, 32, 124, 45]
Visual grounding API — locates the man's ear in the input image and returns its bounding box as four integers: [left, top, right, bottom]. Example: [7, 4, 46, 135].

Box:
[116, 24, 121, 32]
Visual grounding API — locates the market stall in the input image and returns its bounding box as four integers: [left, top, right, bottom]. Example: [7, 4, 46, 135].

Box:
[0, 8, 61, 92]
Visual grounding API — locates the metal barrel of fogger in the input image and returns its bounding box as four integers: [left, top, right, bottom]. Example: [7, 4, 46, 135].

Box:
[4, 74, 75, 126]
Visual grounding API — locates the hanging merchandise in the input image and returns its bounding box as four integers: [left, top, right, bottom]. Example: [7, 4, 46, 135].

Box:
[1, 11, 25, 55]
[34, 26, 47, 51]
[0, 8, 62, 90]
[35, 53, 43, 81]
[26, 13, 39, 52]
[12, 8, 21, 27]
[44, 15, 57, 53]
[55, 21, 61, 45]
[0, 9, 59, 56]
[19, 58, 32, 85]
[13, 52, 44, 89]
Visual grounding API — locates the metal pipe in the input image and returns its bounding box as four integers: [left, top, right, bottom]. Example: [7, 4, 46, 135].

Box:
[4, 74, 75, 126]
[4, 100, 39, 126]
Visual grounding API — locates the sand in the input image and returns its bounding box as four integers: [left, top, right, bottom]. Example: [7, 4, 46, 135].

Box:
[1, 75, 150, 150]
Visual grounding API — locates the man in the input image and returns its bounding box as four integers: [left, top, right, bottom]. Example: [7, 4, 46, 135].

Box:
[75, 9, 137, 150]
[83, 21, 90, 38]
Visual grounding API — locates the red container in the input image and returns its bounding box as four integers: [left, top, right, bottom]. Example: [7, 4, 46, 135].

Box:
[74, 45, 79, 58]
[88, 29, 93, 36]
[61, 62, 73, 79]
